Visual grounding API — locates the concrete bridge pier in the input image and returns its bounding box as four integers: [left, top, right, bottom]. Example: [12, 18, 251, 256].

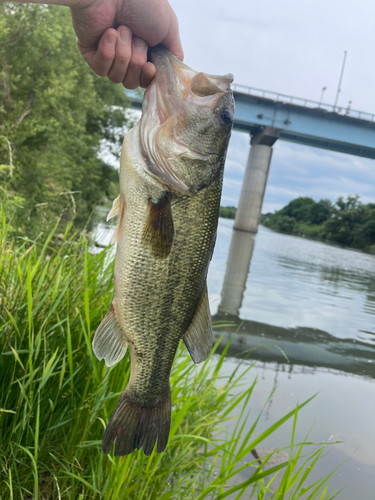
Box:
[234, 127, 280, 233]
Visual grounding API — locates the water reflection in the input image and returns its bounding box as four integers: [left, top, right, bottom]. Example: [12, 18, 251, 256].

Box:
[214, 222, 375, 379]
[218, 229, 255, 316]
[212, 313, 375, 379]
[210, 220, 375, 344]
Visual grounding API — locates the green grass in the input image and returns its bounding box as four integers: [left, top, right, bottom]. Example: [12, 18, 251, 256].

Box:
[0, 206, 341, 499]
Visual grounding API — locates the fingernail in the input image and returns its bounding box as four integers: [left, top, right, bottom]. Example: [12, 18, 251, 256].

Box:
[107, 32, 117, 46]
[119, 27, 131, 44]
[133, 37, 147, 51]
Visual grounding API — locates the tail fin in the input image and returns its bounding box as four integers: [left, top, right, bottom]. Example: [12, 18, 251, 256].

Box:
[102, 387, 171, 456]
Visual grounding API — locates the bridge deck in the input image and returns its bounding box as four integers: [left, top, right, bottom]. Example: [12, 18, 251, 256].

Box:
[128, 85, 375, 159]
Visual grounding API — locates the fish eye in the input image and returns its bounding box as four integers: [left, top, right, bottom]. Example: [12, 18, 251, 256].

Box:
[220, 108, 234, 126]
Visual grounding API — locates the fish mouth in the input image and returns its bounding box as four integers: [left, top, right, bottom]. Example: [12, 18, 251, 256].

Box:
[148, 45, 233, 123]
[138, 47, 234, 196]
[149, 46, 192, 121]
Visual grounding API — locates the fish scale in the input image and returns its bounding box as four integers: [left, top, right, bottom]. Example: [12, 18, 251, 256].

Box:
[120, 176, 223, 405]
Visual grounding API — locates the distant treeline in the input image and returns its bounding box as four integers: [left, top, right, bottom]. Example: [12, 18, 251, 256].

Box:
[219, 206, 237, 219]
[262, 196, 375, 254]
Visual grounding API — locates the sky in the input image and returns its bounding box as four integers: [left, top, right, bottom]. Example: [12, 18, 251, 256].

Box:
[170, 0, 375, 212]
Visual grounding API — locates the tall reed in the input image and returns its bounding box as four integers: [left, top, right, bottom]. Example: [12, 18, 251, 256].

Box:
[0, 207, 340, 499]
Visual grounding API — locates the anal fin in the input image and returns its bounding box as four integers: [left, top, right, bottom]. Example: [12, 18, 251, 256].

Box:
[92, 304, 128, 367]
[183, 285, 213, 364]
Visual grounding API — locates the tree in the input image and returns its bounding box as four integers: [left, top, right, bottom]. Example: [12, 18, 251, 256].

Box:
[0, 4, 129, 235]
[309, 199, 332, 225]
[219, 206, 237, 219]
[279, 197, 316, 222]
[322, 195, 367, 247]
[276, 215, 296, 233]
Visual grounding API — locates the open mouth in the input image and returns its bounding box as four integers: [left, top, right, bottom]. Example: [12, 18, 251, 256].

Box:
[138, 47, 234, 196]
[147, 46, 234, 125]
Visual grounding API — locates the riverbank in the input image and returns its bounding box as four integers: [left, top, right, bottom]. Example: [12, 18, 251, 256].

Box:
[220, 196, 375, 255]
[0, 207, 340, 499]
[262, 196, 375, 255]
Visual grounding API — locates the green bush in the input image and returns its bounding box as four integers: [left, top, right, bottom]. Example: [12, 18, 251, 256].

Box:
[219, 206, 237, 219]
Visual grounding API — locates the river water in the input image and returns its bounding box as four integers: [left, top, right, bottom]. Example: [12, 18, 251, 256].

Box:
[92, 215, 375, 499]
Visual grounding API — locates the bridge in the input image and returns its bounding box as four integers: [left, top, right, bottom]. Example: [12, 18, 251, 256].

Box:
[128, 85, 375, 233]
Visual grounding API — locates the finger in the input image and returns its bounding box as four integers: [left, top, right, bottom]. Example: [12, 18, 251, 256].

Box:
[107, 26, 132, 84]
[161, 11, 184, 61]
[79, 29, 117, 77]
[139, 62, 156, 89]
[123, 36, 148, 90]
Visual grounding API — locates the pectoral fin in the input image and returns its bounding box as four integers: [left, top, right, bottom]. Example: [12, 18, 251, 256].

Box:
[183, 285, 213, 364]
[92, 303, 128, 367]
[110, 195, 126, 245]
[107, 195, 121, 221]
[142, 193, 174, 259]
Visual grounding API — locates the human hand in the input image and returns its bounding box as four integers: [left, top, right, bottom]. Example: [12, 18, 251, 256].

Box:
[69, 0, 183, 89]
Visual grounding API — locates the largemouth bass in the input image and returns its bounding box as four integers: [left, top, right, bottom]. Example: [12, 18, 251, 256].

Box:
[93, 46, 234, 456]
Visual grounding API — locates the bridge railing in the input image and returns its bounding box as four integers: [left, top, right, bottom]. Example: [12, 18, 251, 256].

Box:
[232, 84, 375, 123]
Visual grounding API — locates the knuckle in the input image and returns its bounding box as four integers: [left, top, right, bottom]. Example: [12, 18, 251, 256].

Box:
[94, 65, 109, 77]
[120, 25, 132, 36]
[129, 58, 144, 72]
[118, 25, 132, 45]
[109, 74, 123, 84]
[98, 41, 116, 61]
[123, 77, 139, 90]
[100, 48, 115, 62]
[116, 50, 132, 65]
[125, 83, 138, 90]
[132, 36, 148, 52]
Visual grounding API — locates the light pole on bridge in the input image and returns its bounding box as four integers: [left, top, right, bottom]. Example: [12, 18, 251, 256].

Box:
[334, 50, 348, 111]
